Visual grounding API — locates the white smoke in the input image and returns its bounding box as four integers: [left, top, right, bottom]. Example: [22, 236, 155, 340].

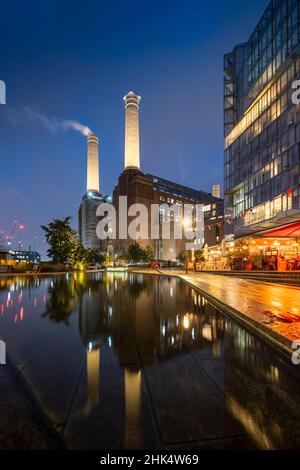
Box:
[23, 106, 92, 136]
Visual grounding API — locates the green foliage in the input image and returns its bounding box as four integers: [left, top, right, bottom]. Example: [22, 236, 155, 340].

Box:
[85, 249, 105, 265]
[39, 263, 69, 273]
[104, 251, 114, 266]
[176, 250, 187, 264]
[41, 216, 81, 266]
[124, 242, 154, 263]
[41, 216, 102, 269]
[143, 245, 154, 262]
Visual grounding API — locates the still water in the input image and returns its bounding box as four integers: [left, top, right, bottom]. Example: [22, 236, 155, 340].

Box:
[0, 272, 300, 450]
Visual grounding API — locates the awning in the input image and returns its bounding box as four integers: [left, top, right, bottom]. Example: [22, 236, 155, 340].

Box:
[262, 221, 300, 237]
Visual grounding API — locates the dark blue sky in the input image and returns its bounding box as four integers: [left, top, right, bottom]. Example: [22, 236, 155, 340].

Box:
[0, 0, 267, 257]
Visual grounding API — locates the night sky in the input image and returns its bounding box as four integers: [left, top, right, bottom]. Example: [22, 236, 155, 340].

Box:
[0, 0, 267, 258]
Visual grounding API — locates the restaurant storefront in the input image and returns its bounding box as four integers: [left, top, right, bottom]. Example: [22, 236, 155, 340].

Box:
[231, 221, 300, 271]
[202, 221, 300, 271]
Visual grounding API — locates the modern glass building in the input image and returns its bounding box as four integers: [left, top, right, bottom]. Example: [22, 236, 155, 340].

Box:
[224, 0, 300, 270]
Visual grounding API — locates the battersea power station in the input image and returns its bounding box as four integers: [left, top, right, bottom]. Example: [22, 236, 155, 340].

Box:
[79, 92, 223, 261]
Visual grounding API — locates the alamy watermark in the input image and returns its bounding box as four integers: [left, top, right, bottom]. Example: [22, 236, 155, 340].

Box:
[292, 80, 300, 104]
[0, 340, 6, 365]
[291, 340, 300, 365]
[0, 80, 6, 104]
[96, 196, 205, 250]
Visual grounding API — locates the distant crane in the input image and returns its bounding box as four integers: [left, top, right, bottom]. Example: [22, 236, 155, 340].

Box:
[18, 224, 25, 250]
[0, 220, 24, 250]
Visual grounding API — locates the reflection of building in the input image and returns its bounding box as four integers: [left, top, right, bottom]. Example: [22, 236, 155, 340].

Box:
[78, 134, 106, 251]
[112, 92, 224, 259]
[224, 0, 300, 270]
[78, 273, 223, 368]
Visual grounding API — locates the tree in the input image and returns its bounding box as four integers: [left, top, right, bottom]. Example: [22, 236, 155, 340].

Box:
[84, 249, 105, 265]
[143, 245, 154, 262]
[124, 242, 148, 263]
[41, 216, 84, 267]
[176, 250, 187, 264]
[104, 251, 114, 266]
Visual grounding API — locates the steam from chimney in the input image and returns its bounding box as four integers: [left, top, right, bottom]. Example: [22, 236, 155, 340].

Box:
[22, 106, 92, 136]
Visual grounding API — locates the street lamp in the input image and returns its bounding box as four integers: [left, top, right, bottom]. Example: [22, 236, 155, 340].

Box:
[182, 217, 190, 274]
[185, 249, 188, 274]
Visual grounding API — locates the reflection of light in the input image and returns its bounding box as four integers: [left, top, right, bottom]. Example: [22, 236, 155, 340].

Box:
[183, 315, 189, 329]
[108, 306, 113, 317]
[202, 323, 212, 341]
[271, 301, 281, 308]
[20, 307, 24, 321]
[176, 315, 179, 326]
[88, 342, 93, 352]
[87, 348, 100, 409]
[124, 368, 141, 448]
[270, 365, 279, 384]
[192, 328, 195, 341]
[108, 336, 112, 348]
[161, 325, 166, 336]
[227, 397, 273, 449]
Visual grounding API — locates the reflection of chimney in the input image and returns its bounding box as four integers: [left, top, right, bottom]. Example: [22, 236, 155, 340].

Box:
[124, 367, 141, 448]
[87, 133, 100, 192]
[87, 348, 100, 408]
[123, 91, 141, 170]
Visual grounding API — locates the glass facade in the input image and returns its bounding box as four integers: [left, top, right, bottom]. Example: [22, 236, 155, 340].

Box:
[224, 0, 300, 236]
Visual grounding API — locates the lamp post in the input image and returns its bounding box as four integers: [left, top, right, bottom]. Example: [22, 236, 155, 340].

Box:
[185, 249, 188, 274]
[183, 217, 189, 274]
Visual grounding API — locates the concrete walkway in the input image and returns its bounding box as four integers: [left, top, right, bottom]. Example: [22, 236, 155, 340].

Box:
[130, 268, 300, 352]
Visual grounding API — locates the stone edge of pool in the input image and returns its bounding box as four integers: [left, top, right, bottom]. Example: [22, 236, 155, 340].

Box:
[129, 267, 294, 358]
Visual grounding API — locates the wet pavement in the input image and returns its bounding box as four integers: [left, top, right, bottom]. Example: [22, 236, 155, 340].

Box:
[0, 272, 300, 449]
[151, 270, 300, 344]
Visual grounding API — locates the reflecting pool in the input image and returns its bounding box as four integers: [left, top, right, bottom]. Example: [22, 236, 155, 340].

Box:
[0, 272, 300, 449]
